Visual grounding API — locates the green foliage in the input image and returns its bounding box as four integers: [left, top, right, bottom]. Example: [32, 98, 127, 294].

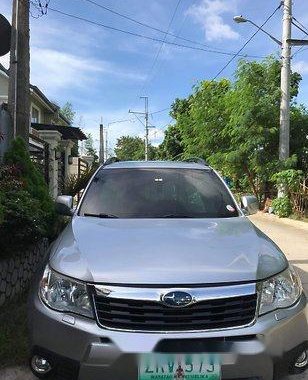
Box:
[0, 138, 57, 257]
[272, 196, 293, 218]
[60, 102, 75, 125]
[4, 138, 55, 220]
[84, 133, 98, 162]
[63, 166, 97, 196]
[158, 124, 183, 160]
[114, 135, 158, 161]
[271, 169, 303, 193]
[168, 57, 308, 201]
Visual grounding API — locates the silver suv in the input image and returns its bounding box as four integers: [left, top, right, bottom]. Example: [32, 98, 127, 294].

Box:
[28, 159, 308, 380]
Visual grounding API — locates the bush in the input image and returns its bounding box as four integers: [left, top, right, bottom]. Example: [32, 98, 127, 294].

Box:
[63, 166, 97, 197]
[0, 138, 58, 257]
[4, 138, 55, 218]
[271, 169, 303, 193]
[272, 196, 293, 218]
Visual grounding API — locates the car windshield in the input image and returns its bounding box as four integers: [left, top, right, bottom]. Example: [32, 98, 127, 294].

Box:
[79, 168, 239, 219]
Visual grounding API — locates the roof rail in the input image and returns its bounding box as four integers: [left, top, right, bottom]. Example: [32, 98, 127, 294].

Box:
[183, 157, 210, 166]
[103, 157, 120, 166]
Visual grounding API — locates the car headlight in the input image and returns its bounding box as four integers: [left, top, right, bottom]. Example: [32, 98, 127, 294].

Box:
[259, 266, 303, 315]
[39, 265, 93, 318]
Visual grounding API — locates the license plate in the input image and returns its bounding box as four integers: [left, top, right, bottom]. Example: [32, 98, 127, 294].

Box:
[139, 354, 221, 380]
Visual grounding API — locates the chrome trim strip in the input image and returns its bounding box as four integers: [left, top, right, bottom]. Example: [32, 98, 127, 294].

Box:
[91, 283, 258, 334]
[93, 283, 256, 303]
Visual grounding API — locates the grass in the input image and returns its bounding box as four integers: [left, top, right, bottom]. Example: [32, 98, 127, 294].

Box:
[289, 213, 308, 223]
[0, 293, 29, 369]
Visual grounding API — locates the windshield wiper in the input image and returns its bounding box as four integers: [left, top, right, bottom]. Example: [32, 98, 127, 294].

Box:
[83, 213, 119, 219]
[161, 214, 192, 218]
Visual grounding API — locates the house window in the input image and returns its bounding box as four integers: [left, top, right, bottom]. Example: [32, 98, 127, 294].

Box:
[31, 106, 40, 123]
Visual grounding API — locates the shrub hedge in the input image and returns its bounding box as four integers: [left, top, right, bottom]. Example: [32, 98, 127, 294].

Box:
[0, 138, 58, 257]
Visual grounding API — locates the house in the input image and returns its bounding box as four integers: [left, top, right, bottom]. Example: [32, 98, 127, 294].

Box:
[0, 63, 87, 197]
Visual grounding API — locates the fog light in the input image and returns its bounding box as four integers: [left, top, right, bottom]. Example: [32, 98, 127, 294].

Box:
[31, 355, 52, 374]
[294, 350, 308, 369]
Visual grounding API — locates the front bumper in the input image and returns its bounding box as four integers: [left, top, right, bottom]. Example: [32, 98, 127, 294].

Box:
[28, 290, 308, 380]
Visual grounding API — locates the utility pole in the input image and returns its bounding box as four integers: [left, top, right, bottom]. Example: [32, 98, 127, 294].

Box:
[279, 0, 292, 161]
[129, 96, 153, 161]
[8, 0, 30, 144]
[99, 122, 105, 163]
[235, 1, 308, 165]
[141, 96, 149, 161]
[105, 129, 108, 160]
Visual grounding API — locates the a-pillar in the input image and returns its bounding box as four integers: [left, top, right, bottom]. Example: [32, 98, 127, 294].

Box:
[37, 130, 62, 198]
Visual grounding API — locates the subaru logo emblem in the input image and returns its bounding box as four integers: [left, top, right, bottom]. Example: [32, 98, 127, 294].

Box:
[162, 291, 193, 308]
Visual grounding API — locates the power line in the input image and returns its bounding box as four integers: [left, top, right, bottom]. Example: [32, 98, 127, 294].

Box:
[47, 7, 265, 59]
[139, 0, 182, 97]
[292, 17, 308, 35]
[76, 0, 219, 51]
[151, 107, 170, 115]
[151, 4, 283, 121]
[292, 19, 308, 38]
[212, 3, 282, 80]
[290, 17, 308, 58]
[143, 1, 194, 95]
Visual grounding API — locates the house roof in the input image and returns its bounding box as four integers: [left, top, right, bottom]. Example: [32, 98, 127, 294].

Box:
[0, 64, 71, 126]
[32, 123, 87, 141]
[30, 85, 71, 126]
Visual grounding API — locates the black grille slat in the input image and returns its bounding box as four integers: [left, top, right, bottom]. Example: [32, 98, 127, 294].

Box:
[97, 305, 256, 319]
[94, 293, 257, 332]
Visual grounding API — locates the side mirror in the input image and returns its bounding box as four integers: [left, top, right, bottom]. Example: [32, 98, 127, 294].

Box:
[241, 195, 259, 215]
[55, 195, 73, 216]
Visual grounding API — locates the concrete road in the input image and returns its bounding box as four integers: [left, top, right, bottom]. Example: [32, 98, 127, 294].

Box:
[250, 213, 308, 380]
[0, 213, 307, 380]
[250, 213, 308, 294]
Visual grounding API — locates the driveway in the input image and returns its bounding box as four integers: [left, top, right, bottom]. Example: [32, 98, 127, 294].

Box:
[250, 213, 308, 380]
[0, 213, 307, 380]
[250, 213, 308, 294]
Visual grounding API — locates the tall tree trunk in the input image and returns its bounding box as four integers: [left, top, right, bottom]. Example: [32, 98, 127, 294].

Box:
[244, 165, 258, 200]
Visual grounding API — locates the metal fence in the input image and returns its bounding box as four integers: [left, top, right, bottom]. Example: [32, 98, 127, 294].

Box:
[77, 157, 89, 202]
[291, 179, 308, 217]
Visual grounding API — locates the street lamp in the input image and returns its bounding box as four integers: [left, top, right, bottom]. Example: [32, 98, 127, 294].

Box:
[233, 15, 282, 46]
[233, 11, 290, 167]
[234, 3, 308, 175]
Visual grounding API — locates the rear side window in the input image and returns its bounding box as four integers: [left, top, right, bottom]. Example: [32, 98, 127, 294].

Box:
[79, 168, 238, 219]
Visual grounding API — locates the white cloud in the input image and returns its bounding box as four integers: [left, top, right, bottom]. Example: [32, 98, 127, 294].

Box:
[292, 61, 308, 75]
[30, 47, 146, 97]
[187, 0, 239, 42]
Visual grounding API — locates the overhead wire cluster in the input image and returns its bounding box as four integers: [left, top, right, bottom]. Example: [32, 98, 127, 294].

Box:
[40, 1, 308, 127]
[45, 0, 268, 123]
[30, 0, 50, 18]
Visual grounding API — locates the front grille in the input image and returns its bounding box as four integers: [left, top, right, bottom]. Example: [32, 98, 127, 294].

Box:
[93, 293, 257, 332]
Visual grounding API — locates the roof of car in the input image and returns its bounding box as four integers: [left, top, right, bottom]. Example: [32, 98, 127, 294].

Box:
[102, 160, 210, 170]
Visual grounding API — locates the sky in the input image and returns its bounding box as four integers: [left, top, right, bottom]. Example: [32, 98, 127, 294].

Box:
[1, 0, 308, 153]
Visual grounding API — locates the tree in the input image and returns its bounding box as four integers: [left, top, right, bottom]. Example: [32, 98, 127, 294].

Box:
[166, 57, 307, 201]
[84, 133, 98, 162]
[114, 136, 158, 161]
[60, 102, 76, 125]
[158, 124, 183, 160]
[114, 136, 145, 161]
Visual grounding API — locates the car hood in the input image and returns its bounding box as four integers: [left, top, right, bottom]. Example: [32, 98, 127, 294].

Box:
[50, 216, 288, 285]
